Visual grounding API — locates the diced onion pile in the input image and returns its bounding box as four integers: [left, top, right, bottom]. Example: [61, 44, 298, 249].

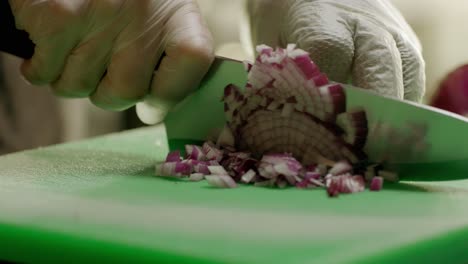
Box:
[155, 44, 398, 197]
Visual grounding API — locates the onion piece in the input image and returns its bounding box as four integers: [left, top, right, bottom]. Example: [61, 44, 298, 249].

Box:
[241, 169, 256, 183]
[202, 141, 223, 162]
[155, 162, 191, 177]
[208, 166, 229, 176]
[185, 145, 206, 161]
[155, 162, 176, 177]
[165, 150, 181, 162]
[193, 163, 210, 175]
[190, 173, 205, 182]
[370, 177, 384, 191]
[326, 175, 365, 197]
[205, 175, 237, 188]
[217, 125, 235, 147]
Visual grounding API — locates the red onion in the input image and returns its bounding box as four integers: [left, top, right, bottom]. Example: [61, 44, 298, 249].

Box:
[193, 163, 210, 175]
[155, 161, 191, 177]
[370, 176, 384, 191]
[208, 165, 229, 176]
[241, 169, 256, 183]
[238, 44, 358, 161]
[326, 175, 365, 197]
[154, 44, 396, 197]
[205, 175, 237, 188]
[202, 141, 224, 162]
[185, 145, 205, 161]
[165, 150, 182, 162]
[190, 173, 205, 182]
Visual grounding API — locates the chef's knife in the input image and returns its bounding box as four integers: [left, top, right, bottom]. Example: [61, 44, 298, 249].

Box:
[4, 13, 468, 182]
[163, 58, 468, 182]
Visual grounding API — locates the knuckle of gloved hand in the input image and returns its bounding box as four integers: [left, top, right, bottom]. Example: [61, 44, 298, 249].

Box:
[170, 34, 215, 66]
[51, 78, 96, 98]
[21, 63, 58, 85]
[91, 80, 147, 111]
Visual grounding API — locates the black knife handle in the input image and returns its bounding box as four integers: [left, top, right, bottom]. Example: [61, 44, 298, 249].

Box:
[1, 0, 35, 59]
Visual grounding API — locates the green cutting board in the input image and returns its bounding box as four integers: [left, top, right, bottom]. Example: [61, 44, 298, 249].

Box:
[1, 126, 468, 264]
[1, 59, 468, 264]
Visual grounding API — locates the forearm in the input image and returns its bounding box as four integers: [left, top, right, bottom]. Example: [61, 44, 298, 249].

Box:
[0, 0, 34, 59]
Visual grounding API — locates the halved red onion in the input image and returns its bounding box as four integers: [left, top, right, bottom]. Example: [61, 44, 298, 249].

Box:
[205, 175, 237, 188]
[223, 44, 368, 166]
[370, 176, 384, 191]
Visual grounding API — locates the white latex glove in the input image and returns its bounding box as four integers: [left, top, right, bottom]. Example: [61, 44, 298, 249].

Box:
[246, 0, 426, 102]
[9, 0, 214, 119]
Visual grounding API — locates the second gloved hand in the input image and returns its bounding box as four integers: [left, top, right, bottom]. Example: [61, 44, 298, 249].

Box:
[9, 0, 214, 120]
[246, 0, 426, 102]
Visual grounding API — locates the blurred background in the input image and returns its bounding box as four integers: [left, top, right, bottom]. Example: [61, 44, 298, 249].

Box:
[1, 0, 468, 152]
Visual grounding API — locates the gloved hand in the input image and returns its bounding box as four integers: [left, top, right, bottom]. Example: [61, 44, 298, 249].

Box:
[246, 0, 426, 102]
[9, 0, 214, 122]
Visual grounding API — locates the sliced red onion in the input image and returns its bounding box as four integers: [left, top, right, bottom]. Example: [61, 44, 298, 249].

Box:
[165, 150, 182, 162]
[370, 176, 384, 191]
[190, 173, 205, 182]
[241, 169, 256, 183]
[223, 44, 368, 166]
[202, 141, 223, 162]
[153, 44, 392, 198]
[378, 171, 399, 183]
[329, 161, 353, 175]
[185, 145, 206, 161]
[205, 175, 237, 188]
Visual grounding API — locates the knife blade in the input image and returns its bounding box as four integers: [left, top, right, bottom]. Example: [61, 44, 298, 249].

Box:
[164, 57, 468, 182]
